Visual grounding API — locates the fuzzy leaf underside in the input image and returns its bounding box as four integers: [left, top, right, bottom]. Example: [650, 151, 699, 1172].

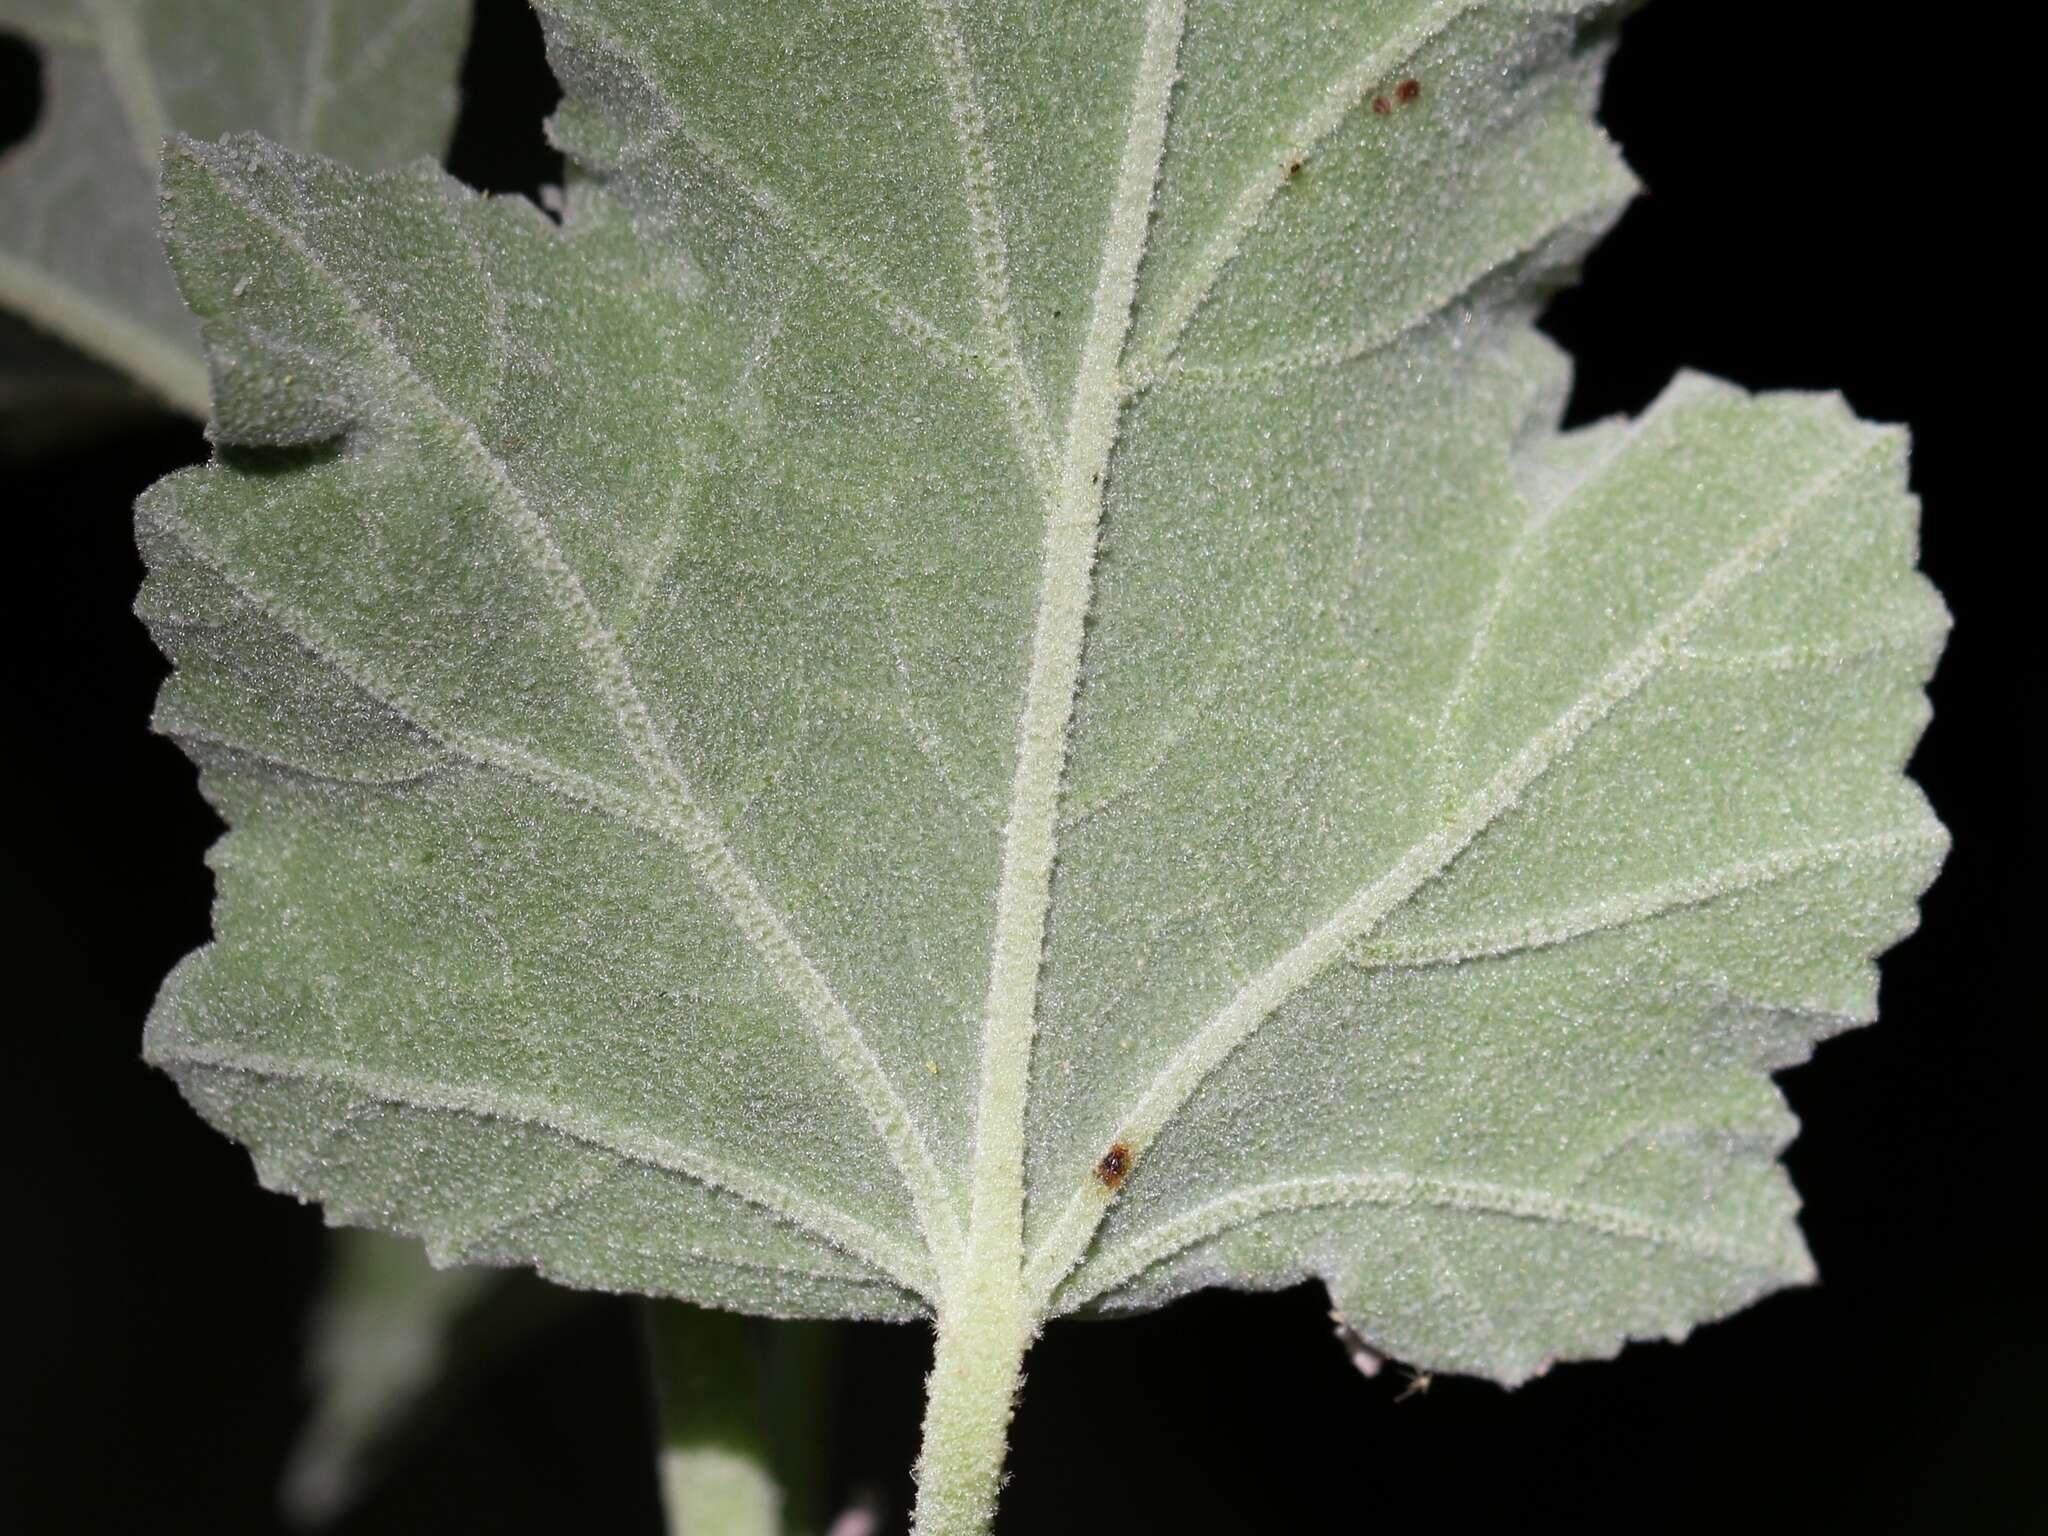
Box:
[139, 0, 1946, 1384]
[0, 0, 469, 413]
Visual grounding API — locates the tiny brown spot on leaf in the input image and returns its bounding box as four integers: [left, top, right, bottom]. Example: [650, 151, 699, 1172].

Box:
[1371, 96, 1392, 116]
[1285, 158, 1304, 180]
[1095, 1142, 1132, 1191]
[1395, 78, 1422, 105]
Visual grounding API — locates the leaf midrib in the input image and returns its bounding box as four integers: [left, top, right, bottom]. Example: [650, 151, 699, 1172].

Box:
[954, 0, 1188, 1308]
[956, 0, 1575, 1312]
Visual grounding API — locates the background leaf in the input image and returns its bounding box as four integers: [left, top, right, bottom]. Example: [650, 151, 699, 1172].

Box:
[648, 1301, 839, 1536]
[0, 0, 470, 414]
[281, 1229, 563, 1526]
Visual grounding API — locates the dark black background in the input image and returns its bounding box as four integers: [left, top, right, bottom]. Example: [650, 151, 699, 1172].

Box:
[6, 2, 2030, 1532]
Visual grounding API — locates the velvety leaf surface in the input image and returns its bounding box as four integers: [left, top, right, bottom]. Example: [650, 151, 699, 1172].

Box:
[0, 0, 469, 412]
[138, 0, 1944, 1386]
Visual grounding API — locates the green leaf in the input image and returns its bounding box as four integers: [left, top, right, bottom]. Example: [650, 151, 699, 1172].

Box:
[282, 1229, 500, 1524]
[648, 1302, 839, 1536]
[134, 0, 1945, 1511]
[0, 0, 470, 413]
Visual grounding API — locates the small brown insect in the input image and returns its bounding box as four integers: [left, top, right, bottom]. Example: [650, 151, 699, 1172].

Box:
[1095, 1141, 1133, 1191]
[1395, 78, 1422, 105]
[1285, 158, 1304, 179]
[1371, 95, 1392, 116]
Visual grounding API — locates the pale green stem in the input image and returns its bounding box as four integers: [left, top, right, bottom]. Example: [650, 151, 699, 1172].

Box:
[909, 1288, 1033, 1536]
[647, 1301, 832, 1536]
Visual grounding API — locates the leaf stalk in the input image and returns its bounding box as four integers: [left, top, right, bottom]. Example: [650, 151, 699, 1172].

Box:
[910, 1283, 1034, 1536]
